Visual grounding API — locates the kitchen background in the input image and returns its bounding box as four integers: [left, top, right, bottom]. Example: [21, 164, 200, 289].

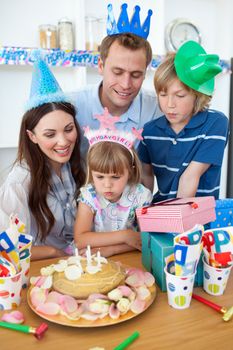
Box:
[0, 0, 232, 197]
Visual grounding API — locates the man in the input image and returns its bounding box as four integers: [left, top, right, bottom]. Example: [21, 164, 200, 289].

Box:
[71, 4, 162, 157]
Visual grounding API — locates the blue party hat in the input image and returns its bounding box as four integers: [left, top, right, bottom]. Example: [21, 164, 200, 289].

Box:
[107, 3, 153, 40]
[25, 55, 70, 111]
[117, 3, 130, 33]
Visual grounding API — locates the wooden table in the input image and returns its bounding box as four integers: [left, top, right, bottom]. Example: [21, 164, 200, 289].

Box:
[0, 251, 233, 350]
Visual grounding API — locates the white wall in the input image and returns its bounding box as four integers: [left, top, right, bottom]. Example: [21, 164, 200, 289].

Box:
[0, 0, 86, 182]
[0, 0, 86, 149]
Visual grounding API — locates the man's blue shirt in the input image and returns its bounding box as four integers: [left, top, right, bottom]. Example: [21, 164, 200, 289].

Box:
[70, 82, 162, 157]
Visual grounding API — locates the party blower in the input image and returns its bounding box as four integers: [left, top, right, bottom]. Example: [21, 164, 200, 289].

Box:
[0, 321, 48, 339]
[192, 293, 233, 321]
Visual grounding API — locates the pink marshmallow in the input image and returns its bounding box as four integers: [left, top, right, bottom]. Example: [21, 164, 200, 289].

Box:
[1, 311, 24, 324]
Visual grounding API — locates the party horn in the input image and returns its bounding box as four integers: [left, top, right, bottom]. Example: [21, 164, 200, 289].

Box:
[192, 293, 233, 321]
[0, 321, 48, 339]
[113, 331, 140, 350]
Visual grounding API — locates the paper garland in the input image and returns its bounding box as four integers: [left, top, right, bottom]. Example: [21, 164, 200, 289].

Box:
[0, 46, 231, 73]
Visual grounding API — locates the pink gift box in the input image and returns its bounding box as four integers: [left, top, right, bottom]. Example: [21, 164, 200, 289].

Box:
[136, 197, 216, 233]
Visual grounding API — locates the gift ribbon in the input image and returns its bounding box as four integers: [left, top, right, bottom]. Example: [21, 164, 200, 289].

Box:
[140, 198, 198, 214]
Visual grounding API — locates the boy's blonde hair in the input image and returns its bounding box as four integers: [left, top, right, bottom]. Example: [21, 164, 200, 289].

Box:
[154, 52, 212, 115]
[86, 142, 141, 185]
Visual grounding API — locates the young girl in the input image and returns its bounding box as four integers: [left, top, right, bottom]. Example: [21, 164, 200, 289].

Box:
[138, 40, 229, 202]
[74, 111, 152, 257]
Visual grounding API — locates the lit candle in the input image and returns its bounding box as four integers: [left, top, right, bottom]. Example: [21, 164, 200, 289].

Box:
[86, 245, 92, 266]
[74, 247, 79, 257]
[97, 250, 101, 268]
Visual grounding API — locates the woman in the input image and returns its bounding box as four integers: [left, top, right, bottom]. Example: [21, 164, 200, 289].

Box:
[0, 57, 85, 260]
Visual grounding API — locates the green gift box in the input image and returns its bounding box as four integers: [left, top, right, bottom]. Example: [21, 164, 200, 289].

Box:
[141, 232, 203, 291]
[141, 231, 152, 272]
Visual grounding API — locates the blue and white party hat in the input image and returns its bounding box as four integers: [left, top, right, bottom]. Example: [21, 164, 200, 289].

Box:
[107, 3, 153, 40]
[25, 53, 70, 111]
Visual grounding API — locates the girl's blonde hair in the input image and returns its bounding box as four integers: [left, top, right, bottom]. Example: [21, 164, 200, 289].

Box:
[154, 52, 212, 115]
[86, 142, 141, 185]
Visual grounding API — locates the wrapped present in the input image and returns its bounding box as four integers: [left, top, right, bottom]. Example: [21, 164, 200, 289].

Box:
[206, 199, 233, 229]
[141, 231, 152, 272]
[150, 233, 174, 291]
[141, 232, 203, 291]
[136, 197, 216, 233]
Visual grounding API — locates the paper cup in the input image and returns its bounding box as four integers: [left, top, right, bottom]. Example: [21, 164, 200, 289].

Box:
[203, 256, 232, 296]
[0, 270, 22, 310]
[174, 243, 202, 276]
[164, 267, 195, 309]
[19, 233, 33, 256]
[20, 252, 31, 289]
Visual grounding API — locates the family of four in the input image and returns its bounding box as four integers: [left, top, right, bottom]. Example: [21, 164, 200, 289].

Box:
[0, 3, 229, 261]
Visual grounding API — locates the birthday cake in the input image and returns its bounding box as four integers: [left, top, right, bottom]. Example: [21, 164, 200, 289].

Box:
[52, 257, 125, 299]
[29, 249, 156, 322]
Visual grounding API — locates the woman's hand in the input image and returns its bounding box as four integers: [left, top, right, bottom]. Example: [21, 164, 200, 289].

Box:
[31, 245, 68, 261]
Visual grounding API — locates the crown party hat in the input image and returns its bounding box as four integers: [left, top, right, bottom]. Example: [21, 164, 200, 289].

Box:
[25, 53, 70, 111]
[107, 3, 153, 40]
[83, 108, 143, 155]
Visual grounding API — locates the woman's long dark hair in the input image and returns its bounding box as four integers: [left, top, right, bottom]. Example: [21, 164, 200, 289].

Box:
[17, 102, 85, 241]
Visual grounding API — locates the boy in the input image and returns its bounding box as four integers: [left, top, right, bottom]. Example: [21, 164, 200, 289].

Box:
[138, 40, 229, 202]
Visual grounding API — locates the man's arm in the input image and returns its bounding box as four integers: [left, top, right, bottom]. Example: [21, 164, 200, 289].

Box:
[177, 161, 210, 198]
[141, 162, 154, 193]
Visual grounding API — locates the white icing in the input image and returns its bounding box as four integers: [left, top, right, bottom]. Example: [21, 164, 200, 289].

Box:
[64, 265, 82, 280]
[42, 249, 109, 280]
[94, 256, 108, 265]
[54, 260, 68, 272]
[40, 265, 55, 276]
[67, 256, 83, 265]
[86, 265, 102, 274]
